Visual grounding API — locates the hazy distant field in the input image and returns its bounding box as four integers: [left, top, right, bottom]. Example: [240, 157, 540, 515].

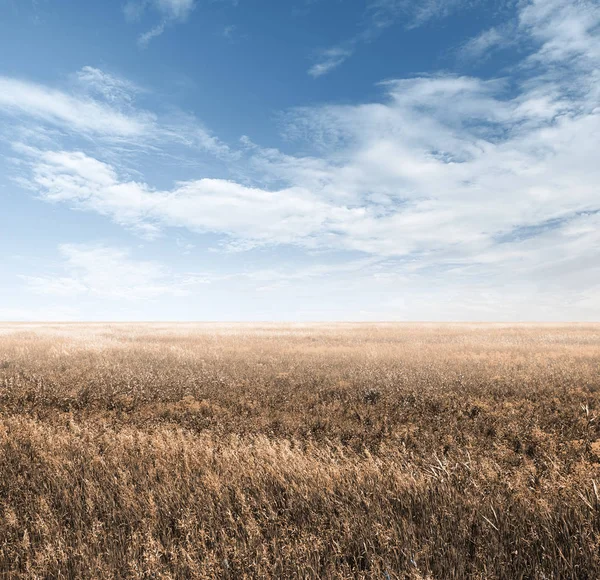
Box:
[1, 323, 600, 578]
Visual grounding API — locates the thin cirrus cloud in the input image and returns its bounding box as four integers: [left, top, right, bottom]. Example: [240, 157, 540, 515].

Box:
[20, 242, 385, 304]
[124, 0, 196, 47]
[457, 25, 515, 63]
[20, 244, 198, 300]
[308, 47, 355, 78]
[0, 67, 231, 160]
[458, 0, 600, 64]
[307, 0, 489, 77]
[0, 74, 151, 138]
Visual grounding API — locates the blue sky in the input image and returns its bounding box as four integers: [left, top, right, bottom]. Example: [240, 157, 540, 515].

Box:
[0, 0, 599, 321]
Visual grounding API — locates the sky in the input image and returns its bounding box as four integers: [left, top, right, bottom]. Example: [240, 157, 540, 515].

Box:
[0, 0, 599, 321]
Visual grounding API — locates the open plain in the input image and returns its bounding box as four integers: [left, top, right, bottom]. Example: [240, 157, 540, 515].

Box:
[1, 323, 600, 578]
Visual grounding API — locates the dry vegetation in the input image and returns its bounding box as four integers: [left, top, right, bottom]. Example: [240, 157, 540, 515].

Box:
[1, 323, 600, 578]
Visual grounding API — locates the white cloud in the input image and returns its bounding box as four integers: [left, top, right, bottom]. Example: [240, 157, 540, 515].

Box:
[22, 148, 345, 245]
[308, 47, 354, 78]
[308, 0, 490, 77]
[520, 0, 600, 64]
[0, 68, 231, 161]
[21, 244, 197, 300]
[458, 25, 514, 62]
[138, 22, 167, 47]
[74, 66, 140, 104]
[458, 0, 600, 66]
[368, 0, 483, 29]
[0, 75, 151, 138]
[158, 0, 195, 20]
[125, 0, 196, 46]
[125, 0, 196, 21]
[403, 0, 482, 29]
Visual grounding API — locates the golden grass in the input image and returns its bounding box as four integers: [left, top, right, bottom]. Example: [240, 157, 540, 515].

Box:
[1, 322, 600, 578]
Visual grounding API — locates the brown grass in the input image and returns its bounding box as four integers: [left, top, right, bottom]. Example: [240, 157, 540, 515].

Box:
[1, 322, 600, 578]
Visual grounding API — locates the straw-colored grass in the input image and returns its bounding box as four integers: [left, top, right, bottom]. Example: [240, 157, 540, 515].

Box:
[1, 323, 600, 578]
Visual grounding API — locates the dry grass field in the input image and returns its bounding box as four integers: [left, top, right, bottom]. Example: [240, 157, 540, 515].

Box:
[1, 323, 600, 578]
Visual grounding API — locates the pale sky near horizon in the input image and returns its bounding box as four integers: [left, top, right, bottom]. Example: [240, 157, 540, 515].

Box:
[1, 0, 599, 321]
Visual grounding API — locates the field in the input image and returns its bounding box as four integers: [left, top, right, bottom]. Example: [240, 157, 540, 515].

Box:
[1, 323, 600, 578]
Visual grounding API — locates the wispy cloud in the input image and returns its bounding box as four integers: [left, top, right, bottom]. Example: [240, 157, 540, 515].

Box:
[520, 0, 600, 64]
[0, 74, 151, 138]
[222, 24, 236, 40]
[21, 244, 198, 300]
[0, 67, 231, 161]
[399, 0, 482, 29]
[138, 22, 167, 47]
[124, 0, 196, 47]
[74, 66, 141, 104]
[19, 148, 339, 244]
[457, 23, 516, 63]
[308, 0, 488, 77]
[308, 47, 354, 78]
